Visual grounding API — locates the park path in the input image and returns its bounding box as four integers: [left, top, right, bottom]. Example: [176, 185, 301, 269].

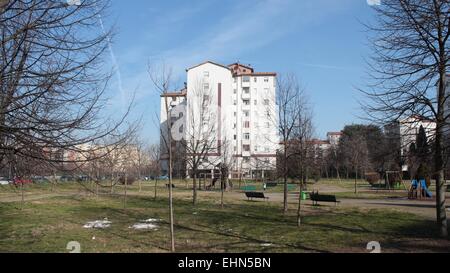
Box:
[243, 191, 447, 220]
[0, 192, 80, 203]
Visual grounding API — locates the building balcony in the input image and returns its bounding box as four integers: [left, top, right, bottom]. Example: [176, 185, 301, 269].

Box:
[242, 92, 251, 100]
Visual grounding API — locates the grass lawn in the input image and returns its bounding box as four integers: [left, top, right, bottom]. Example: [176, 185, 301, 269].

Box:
[0, 180, 449, 253]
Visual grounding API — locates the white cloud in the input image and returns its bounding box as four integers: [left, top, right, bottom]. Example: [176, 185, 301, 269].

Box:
[367, 0, 381, 6]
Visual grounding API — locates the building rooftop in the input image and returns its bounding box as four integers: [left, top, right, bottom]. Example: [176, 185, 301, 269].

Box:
[186, 60, 276, 77]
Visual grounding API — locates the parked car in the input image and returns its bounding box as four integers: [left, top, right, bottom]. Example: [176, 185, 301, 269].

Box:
[60, 175, 75, 182]
[0, 177, 11, 185]
[31, 176, 50, 184]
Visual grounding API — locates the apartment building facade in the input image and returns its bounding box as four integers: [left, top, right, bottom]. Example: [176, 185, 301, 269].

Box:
[160, 61, 278, 178]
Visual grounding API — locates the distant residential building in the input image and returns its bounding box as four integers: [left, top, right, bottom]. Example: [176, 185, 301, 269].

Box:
[160, 61, 279, 179]
[327, 132, 343, 146]
[384, 115, 436, 157]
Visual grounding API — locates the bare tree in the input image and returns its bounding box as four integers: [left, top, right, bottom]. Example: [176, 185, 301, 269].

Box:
[148, 62, 176, 252]
[183, 80, 218, 205]
[272, 74, 305, 213]
[0, 0, 135, 181]
[217, 138, 235, 209]
[290, 95, 314, 227]
[341, 134, 370, 194]
[148, 143, 161, 199]
[361, 0, 449, 236]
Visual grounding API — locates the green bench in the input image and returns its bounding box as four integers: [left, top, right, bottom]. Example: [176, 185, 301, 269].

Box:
[241, 185, 257, 191]
[265, 182, 278, 188]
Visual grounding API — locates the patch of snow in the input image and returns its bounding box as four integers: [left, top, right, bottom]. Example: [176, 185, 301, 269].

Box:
[261, 243, 273, 247]
[192, 212, 198, 215]
[129, 223, 158, 230]
[142, 218, 161, 223]
[83, 220, 111, 229]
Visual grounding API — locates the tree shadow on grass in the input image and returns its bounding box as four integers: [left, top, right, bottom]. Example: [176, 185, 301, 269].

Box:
[348, 220, 450, 253]
[172, 222, 330, 253]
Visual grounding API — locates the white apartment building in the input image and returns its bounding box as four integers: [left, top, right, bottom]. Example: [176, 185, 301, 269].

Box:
[326, 132, 343, 147]
[160, 61, 279, 179]
[385, 115, 436, 159]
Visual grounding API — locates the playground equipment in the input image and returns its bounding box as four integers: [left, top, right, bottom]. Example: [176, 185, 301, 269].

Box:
[408, 179, 433, 199]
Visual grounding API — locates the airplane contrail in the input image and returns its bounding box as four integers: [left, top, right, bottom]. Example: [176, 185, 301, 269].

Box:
[97, 11, 126, 109]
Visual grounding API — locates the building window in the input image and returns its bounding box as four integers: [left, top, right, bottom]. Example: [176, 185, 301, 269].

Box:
[233, 135, 237, 140]
[254, 77, 257, 83]
[204, 83, 210, 91]
[243, 133, 250, 140]
[233, 89, 237, 94]
[243, 76, 250, 82]
[233, 100, 237, 105]
[243, 111, 249, 117]
[243, 145, 250, 151]
[204, 71, 209, 77]
[243, 99, 250, 105]
[233, 78, 237, 83]
[254, 100, 257, 105]
[243, 87, 250, 94]
[244, 121, 250, 128]
[264, 77, 269, 82]
[266, 122, 270, 128]
[264, 99, 269, 105]
[254, 145, 259, 152]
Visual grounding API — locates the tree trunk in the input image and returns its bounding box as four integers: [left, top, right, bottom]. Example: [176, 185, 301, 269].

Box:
[434, 107, 448, 237]
[21, 182, 24, 210]
[168, 150, 176, 252]
[124, 173, 128, 209]
[283, 148, 288, 213]
[220, 176, 226, 209]
[192, 169, 198, 205]
[154, 178, 158, 199]
[297, 181, 302, 227]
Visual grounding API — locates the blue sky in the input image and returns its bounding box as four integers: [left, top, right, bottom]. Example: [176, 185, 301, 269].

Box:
[103, 0, 379, 143]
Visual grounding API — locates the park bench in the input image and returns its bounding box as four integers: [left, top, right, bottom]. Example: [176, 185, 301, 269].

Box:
[165, 184, 176, 188]
[245, 192, 269, 201]
[265, 182, 278, 188]
[310, 192, 340, 206]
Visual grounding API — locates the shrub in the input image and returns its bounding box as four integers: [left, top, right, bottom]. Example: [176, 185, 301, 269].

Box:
[119, 175, 136, 185]
[365, 172, 380, 185]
